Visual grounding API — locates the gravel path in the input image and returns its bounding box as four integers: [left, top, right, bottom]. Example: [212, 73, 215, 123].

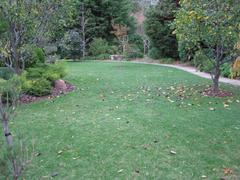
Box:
[129, 61, 240, 87]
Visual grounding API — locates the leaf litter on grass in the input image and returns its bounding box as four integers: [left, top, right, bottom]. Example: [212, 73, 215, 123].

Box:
[137, 83, 240, 112]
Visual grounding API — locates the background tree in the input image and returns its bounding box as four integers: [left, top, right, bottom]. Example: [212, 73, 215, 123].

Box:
[144, 0, 179, 59]
[74, 0, 135, 41]
[174, 0, 240, 92]
[0, 0, 72, 73]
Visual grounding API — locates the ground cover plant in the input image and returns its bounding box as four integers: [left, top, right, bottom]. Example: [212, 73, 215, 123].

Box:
[1, 62, 239, 179]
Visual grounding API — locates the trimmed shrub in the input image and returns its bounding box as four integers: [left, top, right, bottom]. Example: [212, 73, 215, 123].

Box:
[22, 63, 66, 96]
[44, 64, 66, 81]
[26, 63, 66, 83]
[27, 78, 52, 96]
[89, 38, 112, 58]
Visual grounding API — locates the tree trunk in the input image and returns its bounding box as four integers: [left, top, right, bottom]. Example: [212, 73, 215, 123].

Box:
[212, 63, 221, 93]
[2, 113, 19, 179]
[1, 94, 19, 179]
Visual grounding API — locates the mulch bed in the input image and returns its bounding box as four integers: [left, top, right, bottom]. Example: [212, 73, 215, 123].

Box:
[20, 82, 75, 104]
[202, 87, 233, 97]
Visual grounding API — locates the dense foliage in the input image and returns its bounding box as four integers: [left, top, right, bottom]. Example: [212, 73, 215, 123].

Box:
[174, 0, 240, 91]
[144, 0, 179, 59]
[58, 0, 135, 59]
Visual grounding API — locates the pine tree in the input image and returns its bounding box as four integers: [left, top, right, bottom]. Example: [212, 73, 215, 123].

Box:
[144, 0, 179, 59]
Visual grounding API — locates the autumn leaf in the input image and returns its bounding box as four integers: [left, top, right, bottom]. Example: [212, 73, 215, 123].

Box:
[224, 168, 233, 175]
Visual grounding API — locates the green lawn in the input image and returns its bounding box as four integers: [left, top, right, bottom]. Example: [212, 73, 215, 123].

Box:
[1, 61, 240, 179]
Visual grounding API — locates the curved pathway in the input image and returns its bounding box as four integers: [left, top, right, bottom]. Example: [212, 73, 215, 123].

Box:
[129, 61, 240, 87]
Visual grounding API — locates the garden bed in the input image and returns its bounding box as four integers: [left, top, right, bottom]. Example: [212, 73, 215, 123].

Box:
[20, 81, 75, 104]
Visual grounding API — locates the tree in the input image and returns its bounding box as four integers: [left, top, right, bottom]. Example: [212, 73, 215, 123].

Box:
[144, 0, 179, 59]
[0, 78, 22, 179]
[0, 0, 72, 74]
[75, 1, 97, 58]
[73, 0, 135, 42]
[174, 0, 240, 92]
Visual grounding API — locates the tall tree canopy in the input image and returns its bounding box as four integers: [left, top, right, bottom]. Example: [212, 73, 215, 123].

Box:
[174, 0, 240, 92]
[144, 0, 179, 59]
[72, 0, 135, 41]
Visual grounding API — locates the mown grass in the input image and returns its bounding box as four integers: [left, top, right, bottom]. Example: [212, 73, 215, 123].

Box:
[1, 61, 240, 179]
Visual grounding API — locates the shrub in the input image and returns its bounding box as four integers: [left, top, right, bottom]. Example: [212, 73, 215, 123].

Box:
[0, 67, 13, 80]
[89, 38, 112, 57]
[220, 63, 231, 78]
[59, 29, 82, 59]
[19, 72, 32, 94]
[127, 51, 144, 59]
[23, 46, 45, 68]
[148, 47, 161, 59]
[126, 47, 144, 59]
[27, 78, 52, 96]
[193, 50, 214, 72]
[160, 58, 175, 64]
[25, 78, 52, 96]
[95, 54, 111, 60]
[0, 76, 22, 103]
[44, 63, 66, 81]
[0, 78, 6, 89]
[26, 63, 66, 83]
[22, 63, 66, 96]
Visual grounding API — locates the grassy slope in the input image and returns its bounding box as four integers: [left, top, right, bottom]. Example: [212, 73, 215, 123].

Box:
[1, 61, 240, 179]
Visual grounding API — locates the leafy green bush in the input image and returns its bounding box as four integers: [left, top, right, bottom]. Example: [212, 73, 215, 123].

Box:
[0, 76, 22, 103]
[44, 63, 66, 81]
[148, 47, 161, 59]
[0, 67, 13, 80]
[160, 58, 175, 64]
[22, 63, 66, 96]
[26, 63, 66, 83]
[89, 38, 112, 58]
[126, 50, 144, 59]
[27, 78, 52, 96]
[23, 46, 45, 68]
[220, 63, 231, 78]
[193, 50, 214, 72]
[0, 78, 6, 89]
[95, 54, 111, 60]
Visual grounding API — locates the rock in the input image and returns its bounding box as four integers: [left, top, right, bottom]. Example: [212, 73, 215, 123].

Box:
[54, 79, 67, 91]
[110, 55, 124, 61]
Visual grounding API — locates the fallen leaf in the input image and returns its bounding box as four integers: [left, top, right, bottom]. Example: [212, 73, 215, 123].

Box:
[73, 156, 80, 160]
[223, 103, 229, 108]
[57, 150, 63, 155]
[209, 107, 215, 111]
[170, 150, 177, 155]
[118, 169, 124, 173]
[224, 168, 233, 175]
